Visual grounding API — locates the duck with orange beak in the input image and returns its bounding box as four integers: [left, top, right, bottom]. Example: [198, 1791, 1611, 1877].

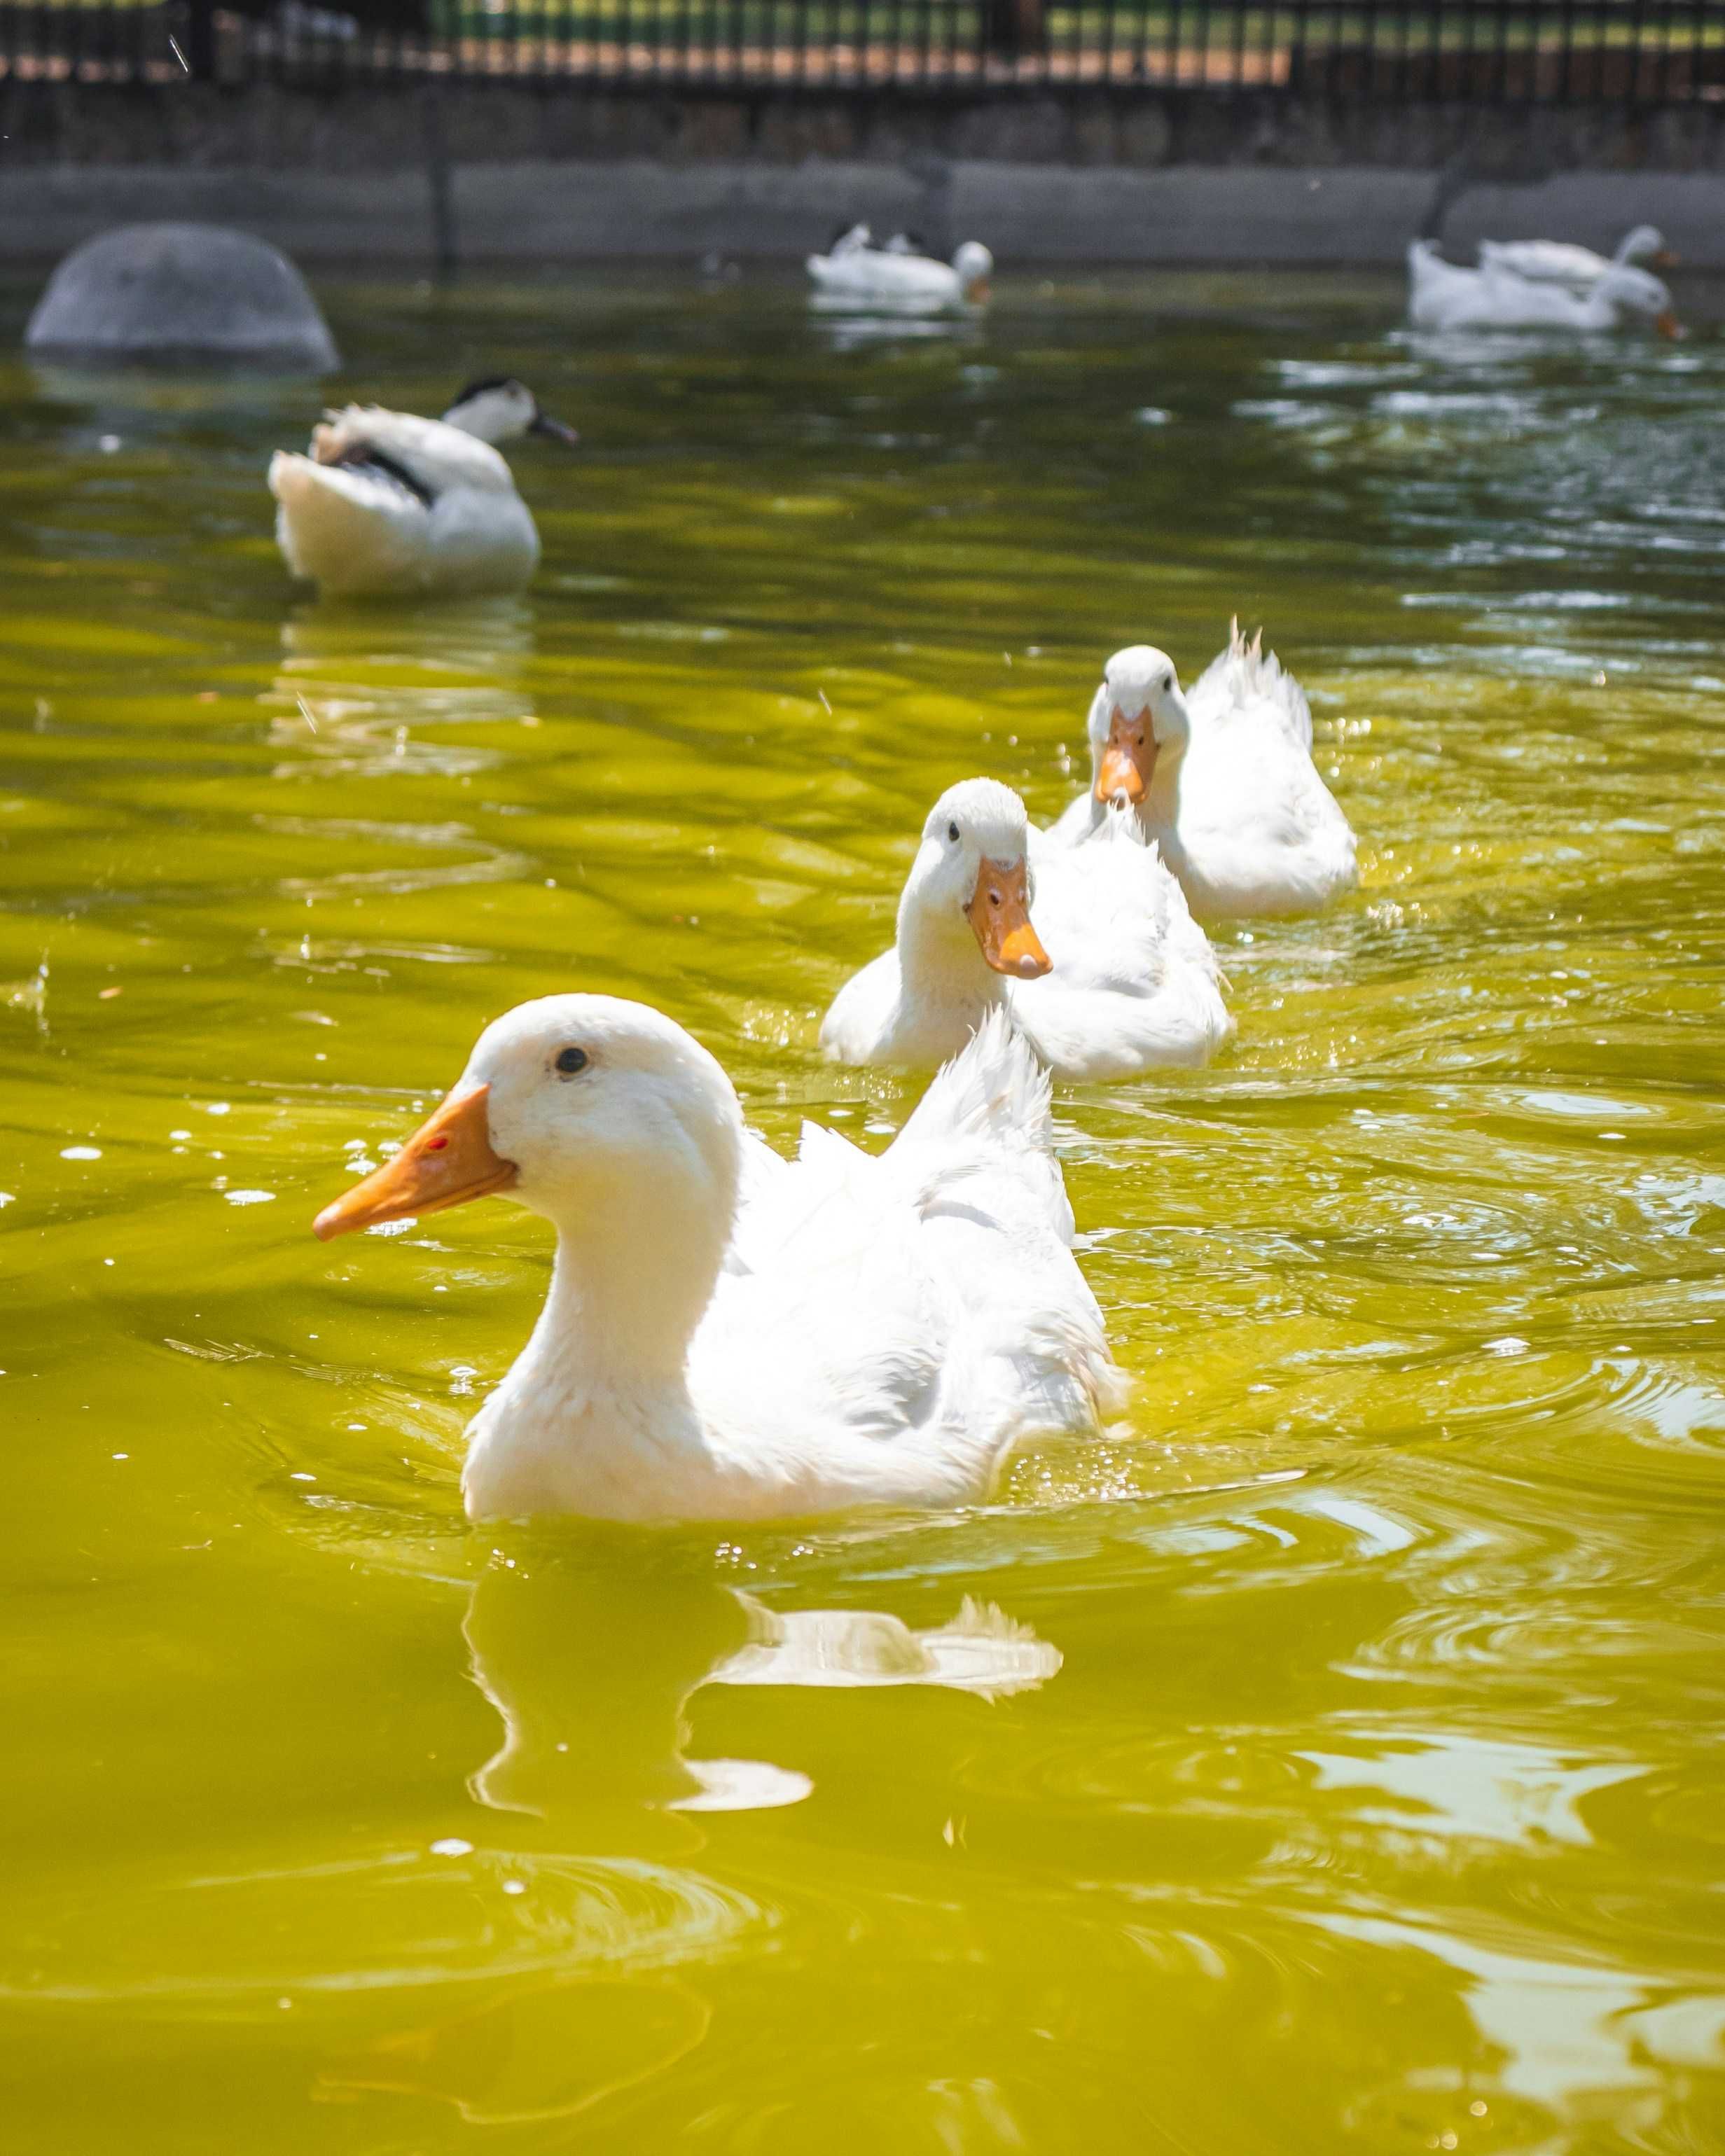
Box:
[822, 779, 1051, 1074]
[310, 992, 1122, 1522]
[822, 777, 1229, 1080]
[1046, 627, 1358, 921]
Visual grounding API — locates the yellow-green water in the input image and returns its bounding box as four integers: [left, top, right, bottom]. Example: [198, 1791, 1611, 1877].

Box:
[2, 268, 1723, 2152]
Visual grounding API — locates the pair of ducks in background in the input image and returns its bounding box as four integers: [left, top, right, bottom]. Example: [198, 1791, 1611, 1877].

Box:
[1407, 222, 1683, 335]
[805, 223, 995, 310]
[313, 606, 1357, 1526]
[820, 630, 1355, 1081]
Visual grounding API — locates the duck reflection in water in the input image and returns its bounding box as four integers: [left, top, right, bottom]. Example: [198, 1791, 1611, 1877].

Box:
[809, 309, 987, 356]
[317, 1550, 1060, 2127]
[268, 594, 537, 781]
[463, 1541, 1062, 1821]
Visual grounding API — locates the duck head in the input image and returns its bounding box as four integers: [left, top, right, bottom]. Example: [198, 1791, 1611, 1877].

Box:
[1596, 265, 1684, 340]
[312, 996, 744, 1313]
[1088, 645, 1190, 809]
[952, 242, 994, 302]
[1617, 223, 1679, 272]
[899, 778, 1051, 983]
[443, 376, 580, 447]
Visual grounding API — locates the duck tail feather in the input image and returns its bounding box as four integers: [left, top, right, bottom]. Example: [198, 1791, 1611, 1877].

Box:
[901, 1008, 1052, 1155]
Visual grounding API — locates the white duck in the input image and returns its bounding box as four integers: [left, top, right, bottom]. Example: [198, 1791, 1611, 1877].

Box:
[807, 225, 993, 310]
[1049, 630, 1357, 921]
[269, 376, 578, 599]
[821, 778, 1229, 1080]
[313, 994, 1122, 1523]
[1406, 240, 1681, 337]
[1477, 223, 1675, 291]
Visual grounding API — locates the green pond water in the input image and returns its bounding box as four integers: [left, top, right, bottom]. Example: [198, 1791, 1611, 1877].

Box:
[1, 267, 1722, 2152]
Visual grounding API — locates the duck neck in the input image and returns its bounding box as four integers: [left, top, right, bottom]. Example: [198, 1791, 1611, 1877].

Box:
[1143, 704, 1190, 836]
[536, 1204, 725, 1391]
[897, 876, 1008, 1027]
[464, 1159, 735, 1517]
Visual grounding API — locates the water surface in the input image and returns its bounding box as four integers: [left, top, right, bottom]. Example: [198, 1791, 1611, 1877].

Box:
[1, 267, 1722, 2152]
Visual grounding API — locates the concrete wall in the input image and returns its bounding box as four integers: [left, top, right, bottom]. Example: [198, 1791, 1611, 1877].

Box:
[6, 81, 1725, 267]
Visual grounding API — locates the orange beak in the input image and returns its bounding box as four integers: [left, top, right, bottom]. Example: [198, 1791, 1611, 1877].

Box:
[1095, 705, 1154, 805]
[966, 856, 1052, 980]
[1653, 248, 1680, 270]
[967, 279, 992, 305]
[1656, 310, 1686, 341]
[312, 1084, 518, 1242]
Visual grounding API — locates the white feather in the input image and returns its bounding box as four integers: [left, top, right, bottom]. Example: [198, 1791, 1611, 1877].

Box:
[1019, 812, 1233, 1078]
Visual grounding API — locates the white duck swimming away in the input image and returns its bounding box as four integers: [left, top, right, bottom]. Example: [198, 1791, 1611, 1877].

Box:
[1048, 627, 1358, 921]
[1476, 223, 1677, 292]
[821, 777, 1229, 1079]
[1406, 242, 1682, 338]
[806, 224, 994, 310]
[312, 994, 1122, 1523]
[269, 375, 579, 599]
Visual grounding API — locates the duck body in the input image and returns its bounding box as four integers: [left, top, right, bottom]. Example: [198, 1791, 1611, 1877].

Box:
[1051, 630, 1356, 922]
[314, 996, 1122, 1524]
[807, 225, 993, 310]
[1477, 223, 1671, 292]
[1018, 815, 1231, 1075]
[269, 377, 575, 599]
[821, 779, 1228, 1081]
[1406, 240, 1678, 336]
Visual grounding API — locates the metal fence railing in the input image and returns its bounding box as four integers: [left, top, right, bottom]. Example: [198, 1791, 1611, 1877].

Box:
[4, 0, 1723, 98]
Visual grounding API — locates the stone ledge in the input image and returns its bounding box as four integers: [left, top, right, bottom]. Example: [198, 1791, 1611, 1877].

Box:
[6, 151, 1725, 269]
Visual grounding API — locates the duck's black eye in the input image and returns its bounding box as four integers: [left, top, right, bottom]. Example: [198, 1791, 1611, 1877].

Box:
[555, 1046, 588, 1076]
[947, 821, 960, 843]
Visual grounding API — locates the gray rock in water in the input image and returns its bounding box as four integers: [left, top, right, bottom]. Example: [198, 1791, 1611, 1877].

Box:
[25, 223, 338, 371]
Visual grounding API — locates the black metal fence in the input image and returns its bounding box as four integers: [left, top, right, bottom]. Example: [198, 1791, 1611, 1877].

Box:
[4, 0, 1723, 99]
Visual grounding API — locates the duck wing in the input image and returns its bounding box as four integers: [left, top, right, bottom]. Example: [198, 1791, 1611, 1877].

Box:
[1027, 813, 1203, 985]
[311, 405, 520, 497]
[1478, 237, 1608, 290]
[693, 1015, 1119, 1501]
[1016, 818, 1230, 1076]
[1179, 703, 1357, 915]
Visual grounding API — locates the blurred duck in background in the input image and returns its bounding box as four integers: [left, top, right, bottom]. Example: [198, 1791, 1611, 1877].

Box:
[269, 375, 578, 599]
[1406, 241, 1682, 337]
[1050, 628, 1358, 922]
[807, 223, 994, 310]
[1477, 222, 1677, 292]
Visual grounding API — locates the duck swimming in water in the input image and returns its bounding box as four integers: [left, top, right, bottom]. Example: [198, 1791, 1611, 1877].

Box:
[1476, 223, 1677, 293]
[313, 993, 1121, 1522]
[821, 777, 1229, 1080]
[1406, 241, 1681, 338]
[269, 375, 578, 599]
[1048, 629, 1358, 922]
[807, 225, 994, 310]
